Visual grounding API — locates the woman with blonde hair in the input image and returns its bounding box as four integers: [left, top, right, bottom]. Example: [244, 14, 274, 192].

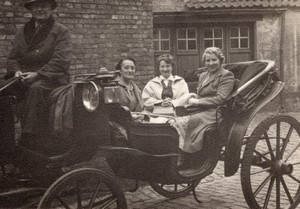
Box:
[178, 47, 235, 169]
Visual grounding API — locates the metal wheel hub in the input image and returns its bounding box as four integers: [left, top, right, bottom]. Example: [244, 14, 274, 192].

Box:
[274, 160, 293, 175]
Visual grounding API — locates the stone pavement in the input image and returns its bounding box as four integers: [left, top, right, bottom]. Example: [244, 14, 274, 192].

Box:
[119, 112, 300, 209]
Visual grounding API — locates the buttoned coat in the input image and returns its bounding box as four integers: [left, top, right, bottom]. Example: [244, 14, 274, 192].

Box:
[182, 67, 234, 153]
[6, 16, 71, 137]
[142, 75, 189, 107]
[6, 17, 71, 83]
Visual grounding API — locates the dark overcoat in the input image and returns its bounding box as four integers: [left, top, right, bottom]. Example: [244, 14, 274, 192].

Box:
[6, 16, 71, 137]
[182, 67, 234, 153]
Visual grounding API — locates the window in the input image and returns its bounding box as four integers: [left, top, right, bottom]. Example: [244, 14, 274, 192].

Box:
[230, 26, 249, 49]
[153, 29, 170, 52]
[177, 28, 197, 51]
[204, 27, 223, 49]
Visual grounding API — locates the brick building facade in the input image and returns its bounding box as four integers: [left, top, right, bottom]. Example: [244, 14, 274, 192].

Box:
[0, 0, 154, 87]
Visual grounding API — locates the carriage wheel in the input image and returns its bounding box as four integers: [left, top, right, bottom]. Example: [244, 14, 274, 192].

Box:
[149, 179, 201, 199]
[241, 114, 300, 209]
[38, 168, 127, 209]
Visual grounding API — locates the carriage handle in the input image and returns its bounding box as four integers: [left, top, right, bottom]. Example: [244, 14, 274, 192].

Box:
[228, 60, 275, 99]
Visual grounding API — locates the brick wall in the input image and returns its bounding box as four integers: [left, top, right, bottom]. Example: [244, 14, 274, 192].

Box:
[0, 0, 154, 87]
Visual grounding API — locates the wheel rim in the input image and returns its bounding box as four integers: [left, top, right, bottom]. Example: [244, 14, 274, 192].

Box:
[242, 115, 300, 209]
[149, 180, 200, 199]
[38, 168, 127, 209]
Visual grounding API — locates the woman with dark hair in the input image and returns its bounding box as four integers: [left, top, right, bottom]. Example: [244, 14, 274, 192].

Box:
[115, 57, 143, 112]
[142, 54, 189, 109]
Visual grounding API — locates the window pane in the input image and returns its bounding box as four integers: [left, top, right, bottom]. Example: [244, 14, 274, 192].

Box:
[204, 29, 213, 38]
[214, 28, 223, 38]
[161, 29, 169, 39]
[231, 38, 239, 48]
[230, 28, 239, 37]
[153, 29, 159, 39]
[188, 40, 196, 50]
[204, 40, 213, 48]
[240, 38, 249, 48]
[240, 27, 249, 37]
[178, 40, 186, 50]
[154, 41, 159, 51]
[188, 29, 196, 38]
[161, 41, 170, 51]
[177, 29, 186, 39]
[215, 39, 223, 49]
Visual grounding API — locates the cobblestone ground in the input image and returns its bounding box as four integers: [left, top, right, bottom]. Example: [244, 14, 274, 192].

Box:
[120, 112, 300, 209]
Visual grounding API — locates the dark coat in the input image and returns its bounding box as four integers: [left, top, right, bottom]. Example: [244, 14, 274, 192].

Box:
[182, 68, 234, 153]
[6, 16, 71, 84]
[118, 78, 143, 112]
[6, 16, 72, 137]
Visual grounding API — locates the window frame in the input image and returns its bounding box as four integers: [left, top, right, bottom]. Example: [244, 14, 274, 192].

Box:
[153, 28, 171, 52]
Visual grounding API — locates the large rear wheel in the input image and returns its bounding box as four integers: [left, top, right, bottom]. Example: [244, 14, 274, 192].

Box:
[241, 114, 300, 209]
[38, 168, 127, 209]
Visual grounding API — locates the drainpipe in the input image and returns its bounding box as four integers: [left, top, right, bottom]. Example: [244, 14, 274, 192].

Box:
[279, 10, 286, 113]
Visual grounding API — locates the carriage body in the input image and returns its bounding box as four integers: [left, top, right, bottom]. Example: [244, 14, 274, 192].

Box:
[0, 60, 299, 209]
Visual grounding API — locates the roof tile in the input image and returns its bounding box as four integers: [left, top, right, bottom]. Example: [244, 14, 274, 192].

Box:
[184, 0, 300, 8]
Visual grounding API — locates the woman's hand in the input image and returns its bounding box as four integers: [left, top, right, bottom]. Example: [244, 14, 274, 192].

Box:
[187, 98, 200, 106]
[161, 97, 173, 107]
[132, 113, 144, 121]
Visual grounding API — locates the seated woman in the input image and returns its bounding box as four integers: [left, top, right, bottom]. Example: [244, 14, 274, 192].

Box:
[178, 47, 234, 169]
[115, 57, 143, 113]
[142, 54, 189, 110]
[110, 57, 144, 144]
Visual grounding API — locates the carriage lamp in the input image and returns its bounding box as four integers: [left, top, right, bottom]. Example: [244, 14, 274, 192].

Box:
[103, 86, 120, 104]
[82, 81, 120, 112]
[82, 81, 102, 112]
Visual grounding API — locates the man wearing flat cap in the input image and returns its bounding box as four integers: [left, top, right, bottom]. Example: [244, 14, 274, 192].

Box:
[6, 0, 71, 149]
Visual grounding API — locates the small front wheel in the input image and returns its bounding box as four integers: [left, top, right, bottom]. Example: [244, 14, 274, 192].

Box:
[241, 114, 300, 209]
[38, 168, 127, 209]
[149, 179, 201, 199]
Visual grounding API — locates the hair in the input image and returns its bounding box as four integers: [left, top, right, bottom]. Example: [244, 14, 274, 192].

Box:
[201, 47, 225, 64]
[157, 54, 175, 67]
[115, 57, 136, 71]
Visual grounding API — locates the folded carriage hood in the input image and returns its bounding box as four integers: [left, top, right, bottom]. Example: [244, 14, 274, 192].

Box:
[224, 80, 285, 177]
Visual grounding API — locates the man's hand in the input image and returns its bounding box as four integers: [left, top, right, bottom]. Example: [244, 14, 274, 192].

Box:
[14, 71, 23, 78]
[22, 72, 39, 83]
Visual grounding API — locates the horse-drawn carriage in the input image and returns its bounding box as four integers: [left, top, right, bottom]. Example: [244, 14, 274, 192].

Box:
[0, 60, 299, 209]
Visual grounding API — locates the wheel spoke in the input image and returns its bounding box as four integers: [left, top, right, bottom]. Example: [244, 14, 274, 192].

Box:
[263, 176, 275, 209]
[264, 132, 276, 161]
[287, 174, 300, 184]
[280, 176, 294, 205]
[284, 142, 300, 162]
[276, 176, 281, 208]
[254, 149, 271, 162]
[96, 196, 117, 208]
[251, 167, 271, 176]
[276, 122, 281, 160]
[76, 181, 82, 209]
[87, 182, 101, 209]
[254, 173, 273, 197]
[280, 125, 293, 157]
[55, 195, 72, 209]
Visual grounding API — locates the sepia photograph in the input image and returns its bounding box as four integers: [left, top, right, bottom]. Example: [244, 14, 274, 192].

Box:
[0, 0, 300, 208]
